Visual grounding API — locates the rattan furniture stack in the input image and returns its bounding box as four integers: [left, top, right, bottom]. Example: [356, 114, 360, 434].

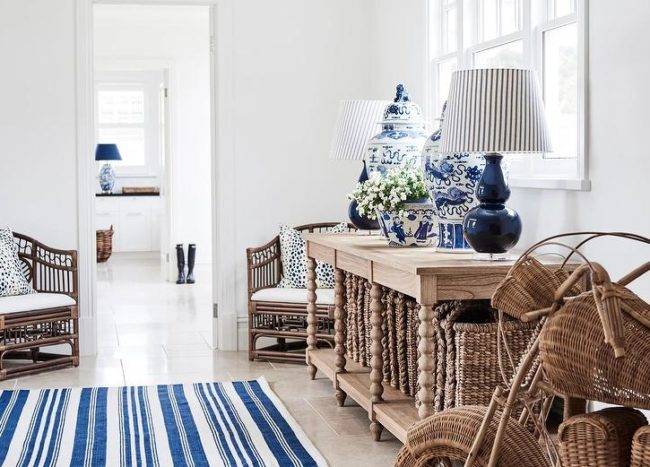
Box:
[396, 232, 650, 467]
[0, 233, 80, 380]
[303, 232, 574, 443]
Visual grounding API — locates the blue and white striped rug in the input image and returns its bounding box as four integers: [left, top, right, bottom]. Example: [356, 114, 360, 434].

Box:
[0, 378, 327, 466]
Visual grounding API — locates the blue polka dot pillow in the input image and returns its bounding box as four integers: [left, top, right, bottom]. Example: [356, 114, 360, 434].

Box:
[277, 223, 348, 289]
[0, 228, 34, 297]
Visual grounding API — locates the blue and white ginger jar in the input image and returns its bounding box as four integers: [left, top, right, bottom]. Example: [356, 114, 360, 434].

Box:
[366, 84, 428, 178]
[421, 104, 485, 252]
[376, 199, 437, 247]
[99, 163, 116, 193]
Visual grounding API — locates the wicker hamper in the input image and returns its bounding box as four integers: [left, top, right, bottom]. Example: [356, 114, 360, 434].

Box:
[558, 407, 647, 467]
[632, 426, 650, 467]
[96, 225, 114, 263]
[443, 305, 539, 410]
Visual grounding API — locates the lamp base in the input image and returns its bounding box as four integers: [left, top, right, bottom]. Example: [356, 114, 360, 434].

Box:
[471, 252, 515, 262]
[462, 153, 522, 254]
[99, 163, 116, 194]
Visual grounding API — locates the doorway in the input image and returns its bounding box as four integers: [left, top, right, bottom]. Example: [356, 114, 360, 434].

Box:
[92, 4, 215, 357]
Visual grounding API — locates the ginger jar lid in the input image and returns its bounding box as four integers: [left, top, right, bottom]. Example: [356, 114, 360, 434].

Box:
[380, 84, 425, 126]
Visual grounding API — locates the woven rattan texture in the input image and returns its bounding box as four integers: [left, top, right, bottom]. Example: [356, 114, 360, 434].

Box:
[540, 285, 650, 410]
[396, 405, 549, 467]
[631, 425, 650, 467]
[558, 407, 647, 467]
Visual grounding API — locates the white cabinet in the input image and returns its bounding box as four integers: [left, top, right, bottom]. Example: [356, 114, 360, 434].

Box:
[95, 196, 162, 252]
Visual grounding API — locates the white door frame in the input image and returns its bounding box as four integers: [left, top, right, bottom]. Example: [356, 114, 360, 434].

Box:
[75, 0, 238, 355]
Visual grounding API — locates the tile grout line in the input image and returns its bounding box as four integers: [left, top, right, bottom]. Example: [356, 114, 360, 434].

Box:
[303, 397, 342, 437]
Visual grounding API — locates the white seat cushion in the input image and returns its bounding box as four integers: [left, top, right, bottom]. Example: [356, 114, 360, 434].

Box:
[0, 293, 76, 313]
[251, 287, 335, 305]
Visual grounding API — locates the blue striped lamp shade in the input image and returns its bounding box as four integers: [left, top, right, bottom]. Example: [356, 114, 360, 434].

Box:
[439, 68, 552, 154]
[95, 143, 122, 161]
[329, 100, 389, 160]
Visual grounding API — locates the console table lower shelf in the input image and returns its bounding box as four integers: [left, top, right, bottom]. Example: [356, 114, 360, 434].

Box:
[308, 347, 418, 443]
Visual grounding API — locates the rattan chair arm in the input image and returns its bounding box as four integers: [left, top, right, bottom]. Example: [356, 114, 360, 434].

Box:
[246, 236, 280, 257]
[246, 236, 281, 296]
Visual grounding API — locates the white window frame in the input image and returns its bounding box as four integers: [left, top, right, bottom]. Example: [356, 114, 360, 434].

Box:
[95, 70, 162, 178]
[428, 0, 590, 191]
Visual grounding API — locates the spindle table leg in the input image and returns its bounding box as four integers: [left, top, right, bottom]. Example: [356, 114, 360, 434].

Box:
[306, 257, 318, 380]
[333, 268, 348, 407]
[369, 282, 385, 440]
[417, 303, 435, 420]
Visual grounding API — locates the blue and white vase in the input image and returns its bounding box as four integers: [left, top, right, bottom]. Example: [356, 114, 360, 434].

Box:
[99, 163, 116, 193]
[366, 84, 428, 178]
[421, 104, 485, 253]
[376, 198, 437, 247]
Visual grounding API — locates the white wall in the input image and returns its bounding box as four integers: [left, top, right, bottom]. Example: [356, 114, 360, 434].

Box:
[0, 0, 78, 248]
[370, 0, 650, 300]
[94, 5, 212, 265]
[230, 0, 373, 343]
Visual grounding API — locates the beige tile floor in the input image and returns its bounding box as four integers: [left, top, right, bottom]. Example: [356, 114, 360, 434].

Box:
[2, 252, 401, 466]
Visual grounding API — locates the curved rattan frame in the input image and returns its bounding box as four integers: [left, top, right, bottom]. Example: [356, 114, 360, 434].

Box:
[246, 222, 355, 363]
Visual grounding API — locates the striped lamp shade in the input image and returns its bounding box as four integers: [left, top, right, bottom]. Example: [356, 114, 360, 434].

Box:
[440, 68, 552, 154]
[329, 100, 389, 160]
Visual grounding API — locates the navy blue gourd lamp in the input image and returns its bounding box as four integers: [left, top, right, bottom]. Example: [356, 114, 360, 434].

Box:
[329, 100, 389, 230]
[95, 143, 122, 194]
[439, 69, 551, 259]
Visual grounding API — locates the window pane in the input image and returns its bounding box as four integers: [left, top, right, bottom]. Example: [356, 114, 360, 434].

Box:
[98, 127, 146, 167]
[543, 22, 577, 159]
[553, 0, 575, 19]
[98, 90, 145, 124]
[443, 6, 457, 53]
[500, 0, 520, 35]
[437, 58, 457, 116]
[480, 0, 498, 41]
[473, 40, 525, 67]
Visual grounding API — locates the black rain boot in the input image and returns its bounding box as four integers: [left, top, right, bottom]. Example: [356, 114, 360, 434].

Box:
[186, 244, 196, 284]
[176, 244, 186, 284]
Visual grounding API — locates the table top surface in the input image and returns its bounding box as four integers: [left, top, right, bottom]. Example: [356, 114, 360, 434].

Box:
[305, 232, 575, 276]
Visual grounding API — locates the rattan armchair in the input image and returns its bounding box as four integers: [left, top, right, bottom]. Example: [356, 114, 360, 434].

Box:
[0, 233, 80, 380]
[246, 222, 355, 363]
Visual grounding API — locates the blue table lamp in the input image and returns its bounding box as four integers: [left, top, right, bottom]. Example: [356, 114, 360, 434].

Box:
[439, 69, 551, 258]
[95, 143, 122, 193]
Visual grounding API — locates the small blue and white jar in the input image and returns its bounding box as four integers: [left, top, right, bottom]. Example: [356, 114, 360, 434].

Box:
[366, 84, 428, 178]
[99, 163, 116, 193]
[421, 104, 485, 253]
[376, 199, 437, 247]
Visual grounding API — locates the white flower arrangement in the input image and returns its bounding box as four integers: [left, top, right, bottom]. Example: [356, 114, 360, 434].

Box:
[348, 165, 429, 220]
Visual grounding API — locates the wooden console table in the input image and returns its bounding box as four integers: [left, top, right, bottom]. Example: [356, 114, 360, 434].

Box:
[304, 233, 568, 443]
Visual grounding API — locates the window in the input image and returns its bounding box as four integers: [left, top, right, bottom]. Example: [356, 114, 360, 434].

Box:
[95, 70, 162, 177]
[429, 0, 589, 190]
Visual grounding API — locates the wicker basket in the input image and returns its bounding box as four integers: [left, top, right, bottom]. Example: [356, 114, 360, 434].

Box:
[96, 225, 114, 263]
[443, 305, 539, 410]
[396, 406, 549, 467]
[631, 425, 650, 467]
[492, 256, 580, 320]
[540, 284, 650, 410]
[558, 407, 647, 467]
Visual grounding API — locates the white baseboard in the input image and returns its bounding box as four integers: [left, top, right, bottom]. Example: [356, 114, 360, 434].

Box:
[237, 316, 248, 351]
[79, 316, 97, 356]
